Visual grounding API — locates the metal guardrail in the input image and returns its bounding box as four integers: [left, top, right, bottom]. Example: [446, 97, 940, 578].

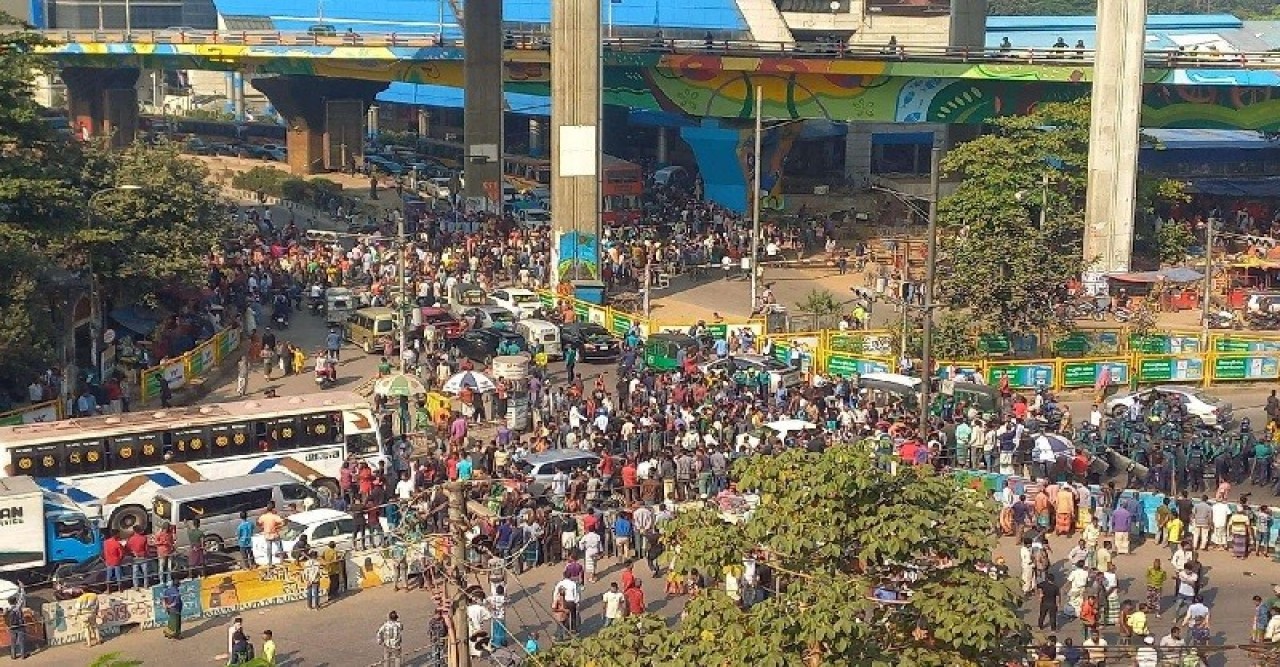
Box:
[34, 29, 1280, 69]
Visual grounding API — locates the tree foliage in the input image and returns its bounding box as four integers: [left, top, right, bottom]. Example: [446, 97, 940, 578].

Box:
[0, 14, 233, 400]
[936, 100, 1091, 336]
[542, 447, 1027, 666]
[797, 289, 842, 317]
[1155, 220, 1197, 266]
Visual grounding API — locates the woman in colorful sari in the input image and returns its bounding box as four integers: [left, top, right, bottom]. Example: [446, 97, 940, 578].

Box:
[1034, 488, 1052, 531]
[1229, 503, 1253, 559]
[1055, 484, 1077, 536]
[1144, 559, 1166, 617]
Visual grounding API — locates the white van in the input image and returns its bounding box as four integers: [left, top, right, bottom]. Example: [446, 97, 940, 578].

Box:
[517, 319, 562, 360]
[151, 472, 322, 554]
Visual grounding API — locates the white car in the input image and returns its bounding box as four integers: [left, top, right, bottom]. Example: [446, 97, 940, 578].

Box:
[250, 508, 387, 565]
[423, 177, 452, 200]
[515, 208, 551, 229]
[698, 354, 804, 393]
[1103, 386, 1232, 427]
[488, 288, 540, 319]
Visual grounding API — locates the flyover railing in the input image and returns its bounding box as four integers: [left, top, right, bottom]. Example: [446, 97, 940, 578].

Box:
[34, 30, 1280, 68]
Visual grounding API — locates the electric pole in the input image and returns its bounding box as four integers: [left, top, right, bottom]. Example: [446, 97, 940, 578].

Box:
[447, 481, 472, 667]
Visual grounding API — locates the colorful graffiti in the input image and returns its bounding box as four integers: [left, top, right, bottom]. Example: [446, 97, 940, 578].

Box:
[556, 231, 600, 283]
[34, 39, 1280, 131]
[680, 117, 802, 214]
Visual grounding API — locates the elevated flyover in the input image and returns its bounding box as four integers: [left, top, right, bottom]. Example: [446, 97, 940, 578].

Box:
[31, 30, 1280, 130]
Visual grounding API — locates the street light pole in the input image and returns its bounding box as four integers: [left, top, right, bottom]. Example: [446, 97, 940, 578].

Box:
[919, 145, 941, 439]
[397, 214, 409, 373]
[749, 85, 763, 313]
[1202, 218, 1214, 343]
[87, 185, 142, 382]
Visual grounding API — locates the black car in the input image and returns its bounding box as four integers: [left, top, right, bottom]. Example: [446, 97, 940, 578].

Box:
[560, 322, 621, 360]
[452, 328, 529, 365]
[52, 551, 240, 600]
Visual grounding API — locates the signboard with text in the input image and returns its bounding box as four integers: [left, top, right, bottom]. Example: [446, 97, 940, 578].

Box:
[1136, 356, 1203, 383]
[1061, 360, 1130, 388]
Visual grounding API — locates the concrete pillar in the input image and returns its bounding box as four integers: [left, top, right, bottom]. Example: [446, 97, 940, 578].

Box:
[367, 105, 381, 140]
[843, 123, 873, 184]
[528, 118, 543, 157]
[463, 0, 504, 210]
[418, 109, 430, 138]
[656, 127, 669, 164]
[1082, 0, 1146, 295]
[551, 0, 601, 283]
[62, 66, 140, 148]
[949, 0, 989, 51]
[252, 76, 389, 175]
[232, 72, 245, 123]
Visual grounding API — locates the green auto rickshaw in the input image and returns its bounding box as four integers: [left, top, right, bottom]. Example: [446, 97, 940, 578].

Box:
[643, 333, 700, 372]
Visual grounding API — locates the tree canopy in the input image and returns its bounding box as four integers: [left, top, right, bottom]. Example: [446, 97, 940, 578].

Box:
[935, 99, 1091, 336]
[0, 15, 233, 401]
[542, 446, 1027, 666]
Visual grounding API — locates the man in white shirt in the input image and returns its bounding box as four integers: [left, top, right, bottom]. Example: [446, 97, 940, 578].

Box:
[553, 576, 581, 633]
[1081, 630, 1108, 666]
[1088, 404, 1103, 428]
[601, 583, 624, 627]
[395, 472, 415, 501]
[1032, 435, 1057, 479]
[1210, 501, 1231, 547]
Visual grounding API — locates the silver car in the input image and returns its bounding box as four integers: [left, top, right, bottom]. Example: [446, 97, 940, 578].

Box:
[1103, 386, 1232, 427]
[698, 353, 803, 392]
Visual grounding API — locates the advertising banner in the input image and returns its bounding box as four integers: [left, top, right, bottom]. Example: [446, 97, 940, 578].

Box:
[1136, 356, 1203, 383]
[986, 363, 1054, 389]
[187, 342, 215, 378]
[826, 353, 891, 378]
[1061, 360, 1130, 388]
[1213, 356, 1280, 381]
[1215, 336, 1280, 353]
[828, 333, 895, 356]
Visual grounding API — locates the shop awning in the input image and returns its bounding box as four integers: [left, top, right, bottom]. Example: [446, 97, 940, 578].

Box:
[1106, 267, 1204, 284]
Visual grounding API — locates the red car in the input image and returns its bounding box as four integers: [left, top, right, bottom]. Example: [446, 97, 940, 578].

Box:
[420, 307, 465, 339]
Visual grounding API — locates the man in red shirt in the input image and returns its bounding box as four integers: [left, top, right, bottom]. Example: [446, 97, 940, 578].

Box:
[103, 532, 125, 593]
[125, 527, 150, 589]
[623, 580, 646, 616]
[621, 460, 639, 503]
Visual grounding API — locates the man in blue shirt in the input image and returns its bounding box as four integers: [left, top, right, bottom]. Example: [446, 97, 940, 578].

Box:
[325, 328, 343, 362]
[236, 511, 255, 569]
[614, 513, 634, 560]
[456, 456, 474, 481]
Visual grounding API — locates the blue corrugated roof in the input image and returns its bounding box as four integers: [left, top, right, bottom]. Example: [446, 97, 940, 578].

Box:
[1143, 129, 1277, 150]
[214, 0, 745, 32]
[376, 82, 551, 116]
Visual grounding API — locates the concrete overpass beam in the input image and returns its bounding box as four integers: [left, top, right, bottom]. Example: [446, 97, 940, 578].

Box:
[62, 66, 140, 148]
[551, 0, 601, 283]
[251, 76, 388, 176]
[463, 0, 504, 209]
[1082, 0, 1146, 294]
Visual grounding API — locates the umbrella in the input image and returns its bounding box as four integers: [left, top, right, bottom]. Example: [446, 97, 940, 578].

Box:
[441, 370, 497, 394]
[1035, 433, 1075, 459]
[373, 373, 428, 397]
[763, 419, 819, 440]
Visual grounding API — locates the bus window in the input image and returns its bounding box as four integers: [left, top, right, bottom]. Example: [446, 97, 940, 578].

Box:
[210, 423, 252, 456]
[136, 432, 164, 467]
[301, 412, 341, 446]
[254, 421, 275, 452]
[171, 427, 209, 462]
[12, 444, 62, 477]
[63, 439, 107, 475]
[110, 435, 144, 470]
[346, 432, 380, 458]
[269, 416, 299, 450]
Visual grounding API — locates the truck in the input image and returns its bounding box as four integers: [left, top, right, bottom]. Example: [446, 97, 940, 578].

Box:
[0, 478, 102, 577]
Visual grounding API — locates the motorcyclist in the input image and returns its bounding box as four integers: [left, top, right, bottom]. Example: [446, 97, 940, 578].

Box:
[314, 352, 335, 384]
[272, 291, 290, 324]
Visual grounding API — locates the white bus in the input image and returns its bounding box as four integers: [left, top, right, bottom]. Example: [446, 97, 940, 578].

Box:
[0, 392, 385, 534]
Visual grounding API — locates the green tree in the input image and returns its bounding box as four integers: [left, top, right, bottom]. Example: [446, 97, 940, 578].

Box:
[542, 446, 1027, 666]
[75, 143, 234, 306]
[0, 17, 91, 394]
[1155, 221, 1196, 266]
[797, 289, 842, 317]
[937, 100, 1091, 336]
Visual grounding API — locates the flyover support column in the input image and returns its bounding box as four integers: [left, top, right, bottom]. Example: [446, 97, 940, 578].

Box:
[529, 119, 543, 158]
[551, 0, 601, 283]
[252, 76, 388, 175]
[463, 0, 505, 211]
[1082, 0, 1146, 294]
[62, 66, 140, 148]
[656, 127, 669, 164]
[232, 72, 246, 123]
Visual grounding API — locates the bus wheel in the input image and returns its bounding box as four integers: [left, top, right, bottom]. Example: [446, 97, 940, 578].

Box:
[202, 535, 225, 554]
[110, 506, 149, 534]
[313, 479, 340, 505]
